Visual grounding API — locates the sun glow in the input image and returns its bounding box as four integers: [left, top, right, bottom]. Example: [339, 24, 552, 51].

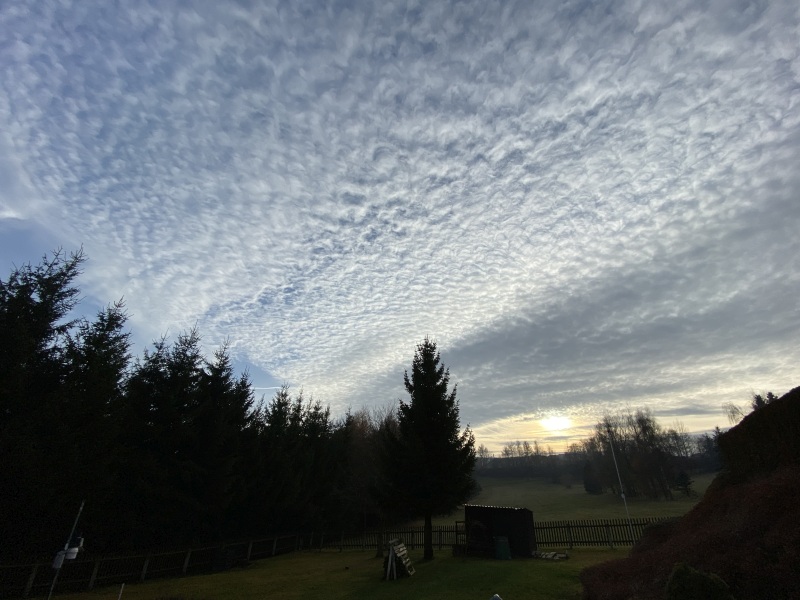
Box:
[540, 416, 572, 432]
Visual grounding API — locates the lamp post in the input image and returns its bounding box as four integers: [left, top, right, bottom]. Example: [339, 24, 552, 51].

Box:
[47, 501, 85, 600]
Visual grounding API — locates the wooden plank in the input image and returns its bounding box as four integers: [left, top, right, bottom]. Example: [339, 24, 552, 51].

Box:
[387, 540, 415, 577]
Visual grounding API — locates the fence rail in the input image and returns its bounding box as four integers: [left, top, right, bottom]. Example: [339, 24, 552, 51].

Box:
[1, 518, 669, 598]
[534, 517, 668, 548]
[307, 518, 669, 552]
[304, 526, 461, 552]
[0, 534, 300, 599]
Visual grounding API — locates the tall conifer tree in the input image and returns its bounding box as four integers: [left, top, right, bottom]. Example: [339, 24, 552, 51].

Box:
[390, 338, 476, 560]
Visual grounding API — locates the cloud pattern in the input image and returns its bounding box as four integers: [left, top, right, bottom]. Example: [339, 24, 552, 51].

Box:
[1, 0, 799, 449]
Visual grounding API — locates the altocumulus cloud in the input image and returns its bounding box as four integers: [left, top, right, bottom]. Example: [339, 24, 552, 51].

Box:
[1, 0, 799, 449]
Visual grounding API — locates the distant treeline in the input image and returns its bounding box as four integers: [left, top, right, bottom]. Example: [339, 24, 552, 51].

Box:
[0, 250, 753, 562]
[477, 414, 724, 499]
[0, 251, 409, 561]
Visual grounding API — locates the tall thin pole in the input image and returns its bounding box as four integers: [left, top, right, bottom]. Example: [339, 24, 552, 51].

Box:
[47, 501, 85, 600]
[606, 427, 635, 544]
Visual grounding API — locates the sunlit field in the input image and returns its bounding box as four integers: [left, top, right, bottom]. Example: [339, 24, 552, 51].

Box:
[431, 472, 717, 525]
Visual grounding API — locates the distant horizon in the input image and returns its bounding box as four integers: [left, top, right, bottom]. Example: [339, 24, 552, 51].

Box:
[0, 246, 785, 454]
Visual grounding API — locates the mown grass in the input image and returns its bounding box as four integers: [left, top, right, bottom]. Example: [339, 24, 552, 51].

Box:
[431, 472, 716, 525]
[47, 474, 717, 600]
[48, 548, 619, 600]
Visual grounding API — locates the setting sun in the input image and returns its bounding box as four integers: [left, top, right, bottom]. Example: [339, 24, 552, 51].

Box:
[540, 416, 572, 432]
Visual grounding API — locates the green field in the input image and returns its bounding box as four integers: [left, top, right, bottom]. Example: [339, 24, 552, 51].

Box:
[45, 473, 717, 600]
[430, 471, 716, 525]
[50, 548, 621, 600]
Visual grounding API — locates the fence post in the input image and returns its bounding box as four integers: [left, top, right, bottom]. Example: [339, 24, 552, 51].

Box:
[140, 555, 150, 581]
[23, 563, 39, 598]
[88, 560, 100, 589]
[606, 524, 613, 549]
[246, 540, 253, 561]
[272, 537, 278, 556]
[568, 523, 573, 550]
[182, 549, 192, 574]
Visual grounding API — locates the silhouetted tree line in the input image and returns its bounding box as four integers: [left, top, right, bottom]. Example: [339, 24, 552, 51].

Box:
[476, 412, 725, 499]
[476, 440, 564, 482]
[575, 411, 699, 500]
[2, 251, 473, 561]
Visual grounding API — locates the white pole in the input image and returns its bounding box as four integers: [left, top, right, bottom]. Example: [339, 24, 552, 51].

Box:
[47, 501, 85, 600]
[117, 583, 125, 600]
[606, 427, 635, 544]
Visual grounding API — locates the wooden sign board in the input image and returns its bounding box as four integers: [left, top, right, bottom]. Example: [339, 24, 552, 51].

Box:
[385, 538, 415, 580]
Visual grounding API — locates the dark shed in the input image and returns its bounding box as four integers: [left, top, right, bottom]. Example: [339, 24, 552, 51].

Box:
[464, 504, 537, 557]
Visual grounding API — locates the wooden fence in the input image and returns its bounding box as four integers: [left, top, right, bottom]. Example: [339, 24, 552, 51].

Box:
[0, 534, 300, 599]
[534, 517, 668, 548]
[1, 518, 669, 598]
[309, 518, 669, 552]
[305, 526, 459, 552]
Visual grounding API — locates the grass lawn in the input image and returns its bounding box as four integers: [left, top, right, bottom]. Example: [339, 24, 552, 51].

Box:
[44, 474, 717, 600]
[48, 548, 619, 600]
[432, 472, 717, 525]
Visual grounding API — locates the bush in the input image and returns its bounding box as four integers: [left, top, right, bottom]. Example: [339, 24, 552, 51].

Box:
[717, 387, 800, 480]
[665, 563, 734, 600]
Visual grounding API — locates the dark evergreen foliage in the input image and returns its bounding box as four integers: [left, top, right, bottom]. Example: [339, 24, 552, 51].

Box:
[384, 338, 477, 560]
[5, 250, 757, 566]
[0, 251, 387, 561]
[0, 249, 109, 560]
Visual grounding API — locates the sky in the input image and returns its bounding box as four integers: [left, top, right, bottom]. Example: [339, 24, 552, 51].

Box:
[1, 0, 799, 452]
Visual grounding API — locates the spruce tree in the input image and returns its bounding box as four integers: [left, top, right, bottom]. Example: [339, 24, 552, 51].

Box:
[389, 338, 476, 560]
